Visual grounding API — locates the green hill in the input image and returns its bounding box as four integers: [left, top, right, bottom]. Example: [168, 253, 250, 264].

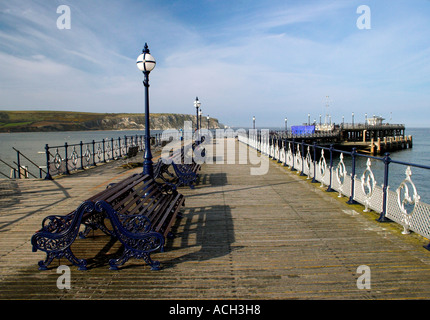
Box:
[0, 111, 223, 132]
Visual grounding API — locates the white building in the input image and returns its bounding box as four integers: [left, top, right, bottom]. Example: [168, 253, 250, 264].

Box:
[366, 116, 385, 126]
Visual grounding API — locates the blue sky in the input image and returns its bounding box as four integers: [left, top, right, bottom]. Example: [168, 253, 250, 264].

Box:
[0, 0, 430, 128]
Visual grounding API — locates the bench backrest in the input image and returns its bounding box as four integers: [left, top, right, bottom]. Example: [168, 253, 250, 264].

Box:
[94, 173, 182, 235]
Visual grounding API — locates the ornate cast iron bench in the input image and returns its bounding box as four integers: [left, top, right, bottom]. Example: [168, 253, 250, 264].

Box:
[154, 143, 204, 189]
[126, 145, 139, 158]
[31, 173, 184, 271]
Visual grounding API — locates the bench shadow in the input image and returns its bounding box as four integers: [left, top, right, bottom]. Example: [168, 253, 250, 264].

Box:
[160, 203, 241, 269]
[0, 179, 73, 233]
[80, 203, 239, 270]
[196, 172, 227, 187]
[84, 234, 121, 269]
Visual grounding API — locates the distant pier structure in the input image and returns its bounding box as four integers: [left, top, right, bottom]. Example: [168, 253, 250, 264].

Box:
[276, 115, 413, 155]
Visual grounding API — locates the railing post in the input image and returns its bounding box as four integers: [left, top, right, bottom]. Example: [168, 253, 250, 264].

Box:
[16, 149, 21, 179]
[268, 136, 272, 158]
[273, 136, 276, 159]
[80, 141, 84, 170]
[312, 142, 317, 183]
[44, 144, 52, 180]
[283, 138, 287, 167]
[102, 139, 106, 163]
[277, 137, 281, 163]
[378, 152, 391, 222]
[347, 148, 358, 204]
[326, 144, 334, 192]
[64, 142, 70, 175]
[111, 138, 114, 160]
[291, 138, 296, 171]
[118, 137, 122, 158]
[91, 140, 96, 166]
[300, 140, 305, 176]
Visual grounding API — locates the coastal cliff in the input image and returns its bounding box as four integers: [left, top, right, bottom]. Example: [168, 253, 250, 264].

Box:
[0, 111, 224, 132]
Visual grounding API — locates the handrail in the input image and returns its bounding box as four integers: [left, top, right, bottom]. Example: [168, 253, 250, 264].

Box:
[0, 170, 9, 179]
[0, 158, 17, 179]
[12, 147, 47, 179]
[43, 133, 171, 180]
[44, 134, 145, 179]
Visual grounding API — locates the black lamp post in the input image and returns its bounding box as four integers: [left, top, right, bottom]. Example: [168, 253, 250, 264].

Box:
[136, 43, 156, 178]
[253, 116, 255, 130]
[194, 97, 201, 131]
[207, 115, 210, 129]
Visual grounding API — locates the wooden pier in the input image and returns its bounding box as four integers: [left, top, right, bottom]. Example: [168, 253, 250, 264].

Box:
[338, 123, 412, 154]
[0, 138, 430, 300]
[278, 123, 412, 155]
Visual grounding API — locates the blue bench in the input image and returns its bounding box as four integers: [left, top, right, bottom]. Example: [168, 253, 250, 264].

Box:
[31, 173, 184, 271]
[126, 145, 139, 158]
[154, 142, 204, 189]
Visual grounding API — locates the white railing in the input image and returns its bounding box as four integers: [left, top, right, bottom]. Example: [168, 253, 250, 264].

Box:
[238, 131, 430, 247]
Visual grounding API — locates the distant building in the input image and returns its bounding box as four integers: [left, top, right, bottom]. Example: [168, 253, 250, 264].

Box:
[367, 116, 385, 126]
[315, 123, 334, 132]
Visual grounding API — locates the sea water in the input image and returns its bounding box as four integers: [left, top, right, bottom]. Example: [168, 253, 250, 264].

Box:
[0, 127, 429, 202]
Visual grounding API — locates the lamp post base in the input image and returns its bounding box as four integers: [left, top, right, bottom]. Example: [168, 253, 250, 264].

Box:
[143, 159, 154, 178]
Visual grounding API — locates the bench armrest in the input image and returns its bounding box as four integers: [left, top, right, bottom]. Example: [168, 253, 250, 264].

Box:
[156, 180, 177, 194]
[117, 213, 152, 234]
[40, 214, 74, 233]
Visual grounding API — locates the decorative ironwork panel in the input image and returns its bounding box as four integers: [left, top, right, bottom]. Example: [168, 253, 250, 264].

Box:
[51, 148, 64, 176]
[317, 150, 327, 187]
[286, 144, 293, 167]
[360, 159, 376, 212]
[409, 202, 430, 239]
[295, 146, 302, 173]
[279, 146, 286, 164]
[95, 142, 103, 163]
[304, 146, 312, 179]
[341, 175, 352, 198]
[368, 185, 384, 213]
[335, 153, 347, 197]
[69, 147, 79, 171]
[274, 145, 279, 160]
[105, 143, 113, 161]
[82, 146, 92, 168]
[394, 166, 421, 234]
[386, 188, 407, 226]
